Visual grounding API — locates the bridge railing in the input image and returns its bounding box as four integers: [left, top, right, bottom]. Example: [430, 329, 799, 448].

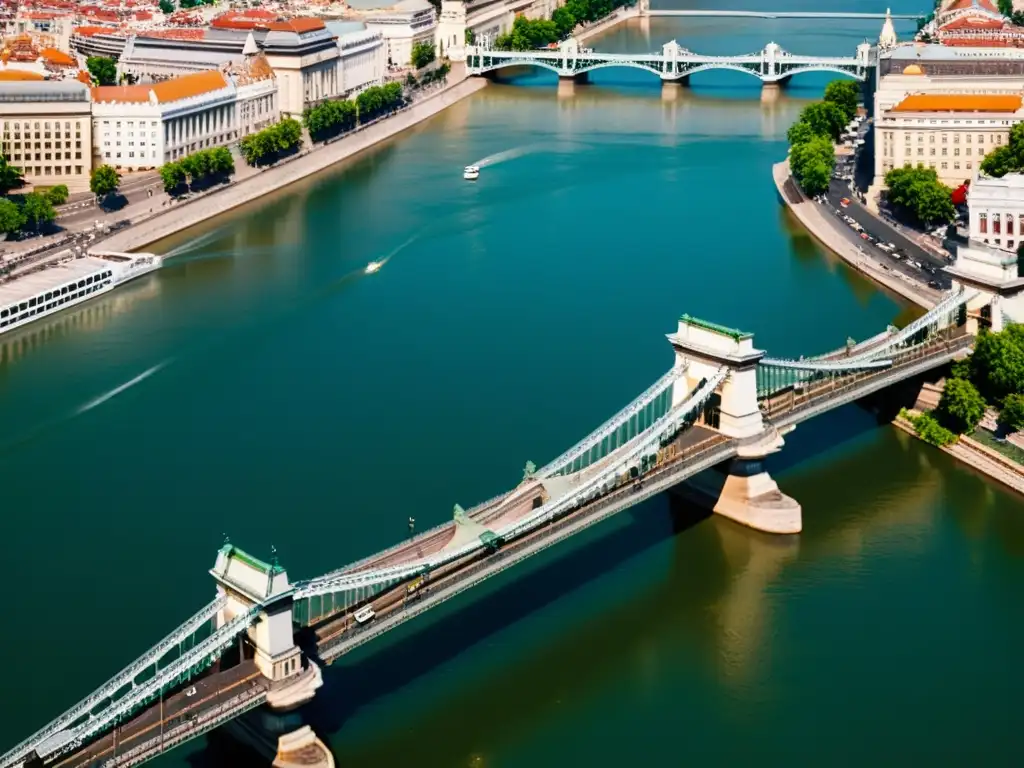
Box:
[0, 596, 227, 768]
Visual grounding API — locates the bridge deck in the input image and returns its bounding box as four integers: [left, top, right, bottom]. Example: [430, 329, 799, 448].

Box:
[54, 661, 265, 768]
[312, 426, 726, 659]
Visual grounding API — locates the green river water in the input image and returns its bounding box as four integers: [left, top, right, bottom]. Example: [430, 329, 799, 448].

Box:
[2, 1, 1023, 765]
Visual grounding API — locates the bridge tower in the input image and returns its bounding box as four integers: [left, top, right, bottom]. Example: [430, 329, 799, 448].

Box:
[668, 316, 802, 534]
[211, 544, 307, 683]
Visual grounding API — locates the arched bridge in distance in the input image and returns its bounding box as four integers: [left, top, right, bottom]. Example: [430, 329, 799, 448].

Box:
[465, 40, 876, 87]
[0, 286, 983, 768]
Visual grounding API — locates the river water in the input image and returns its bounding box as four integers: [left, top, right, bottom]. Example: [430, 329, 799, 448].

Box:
[2, 2, 1024, 766]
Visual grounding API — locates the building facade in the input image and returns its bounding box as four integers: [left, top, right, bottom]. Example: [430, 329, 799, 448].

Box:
[328, 24, 387, 96]
[968, 173, 1024, 252]
[260, 19, 342, 117]
[0, 81, 92, 192]
[360, 0, 437, 67]
[875, 93, 1023, 187]
[91, 66, 278, 171]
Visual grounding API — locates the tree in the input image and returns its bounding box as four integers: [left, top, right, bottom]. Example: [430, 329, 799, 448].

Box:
[465, 28, 476, 45]
[999, 392, 1024, 433]
[45, 184, 68, 206]
[937, 377, 987, 433]
[86, 56, 117, 86]
[980, 123, 1024, 178]
[790, 134, 835, 196]
[797, 101, 848, 141]
[160, 162, 186, 195]
[21, 192, 56, 231]
[0, 154, 23, 194]
[553, 6, 576, 37]
[884, 165, 955, 226]
[0, 197, 26, 235]
[998, 0, 1013, 17]
[969, 325, 1024, 403]
[823, 79, 860, 123]
[411, 42, 436, 69]
[158, 0, 174, 12]
[786, 120, 816, 147]
[90, 164, 120, 198]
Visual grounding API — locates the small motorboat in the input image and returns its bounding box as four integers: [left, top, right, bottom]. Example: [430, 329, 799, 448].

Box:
[463, 165, 480, 181]
[365, 261, 382, 274]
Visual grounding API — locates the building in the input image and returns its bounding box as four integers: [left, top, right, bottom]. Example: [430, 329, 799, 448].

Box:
[435, 0, 557, 60]
[346, 0, 437, 68]
[878, 41, 1024, 81]
[875, 93, 1024, 187]
[326, 21, 387, 96]
[0, 80, 93, 192]
[933, 0, 1024, 48]
[90, 64, 278, 171]
[967, 173, 1024, 252]
[98, 18, 343, 118]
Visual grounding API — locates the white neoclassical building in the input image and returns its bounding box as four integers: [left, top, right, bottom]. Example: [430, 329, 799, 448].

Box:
[259, 19, 342, 117]
[968, 173, 1024, 253]
[91, 61, 279, 170]
[435, 0, 557, 61]
[874, 92, 1024, 188]
[348, 0, 437, 67]
[326, 21, 387, 95]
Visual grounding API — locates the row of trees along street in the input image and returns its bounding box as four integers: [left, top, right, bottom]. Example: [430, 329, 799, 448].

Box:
[239, 118, 303, 166]
[882, 165, 955, 227]
[493, 0, 634, 50]
[159, 147, 235, 196]
[302, 82, 404, 143]
[903, 324, 1024, 447]
[786, 80, 860, 196]
[0, 160, 122, 237]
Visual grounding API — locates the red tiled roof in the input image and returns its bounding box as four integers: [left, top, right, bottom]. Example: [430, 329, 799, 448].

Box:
[73, 25, 119, 36]
[265, 17, 325, 33]
[39, 47, 75, 66]
[941, 16, 1006, 30]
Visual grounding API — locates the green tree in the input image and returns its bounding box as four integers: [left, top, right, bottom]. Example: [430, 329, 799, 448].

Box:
[786, 120, 816, 146]
[790, 134, 835, 196]
[160, 162, 186, 195]
[884, 165, 955, 226]
[0, 154, 23, 194]
[999, 392, 1024, 433]
[552, 6, 576, 37]
[211, 146, 235, 177]
[969, 325, 1024, 403]
[90, 164, 121, 199]
[465, 28, 476, 45]
[998, 0, 1013, 17]
[797, 102, 847, 141]
[902, 408, 958, 447]
[937, 377, 987, 433]
[86, 56, 117, 86]
[44, 184, 68, 206]
[21, 192, 56, 230]
[823, 79, 860, 123]
[411, 42, 436, 69]
[0, 197, 26, 235]
[980, 123, 1024, 177]
[158, 0, 174, 12]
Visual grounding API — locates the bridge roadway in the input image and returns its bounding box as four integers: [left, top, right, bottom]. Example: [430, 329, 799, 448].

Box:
[55, 661, 266, 768]
[645, 10, 922, 19]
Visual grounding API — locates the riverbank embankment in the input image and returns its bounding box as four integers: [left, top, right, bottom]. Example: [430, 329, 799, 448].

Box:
[96, 75, 489, 253]
[893, 411, 1024, 496]
[773, 160, 941, 310]
[575, 5, 640, 43]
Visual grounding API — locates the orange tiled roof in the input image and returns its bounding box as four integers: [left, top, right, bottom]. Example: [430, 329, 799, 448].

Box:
[75, 68, 91, 84]
[91, 83, 150, 102]
[0, 69, 45, 80]
[892, 93, 1023, 113]
[74, 25, 119, 36]
[39, 47, 75, 66]
[266, 17, 325, 33]
[150, 69, 226, 102]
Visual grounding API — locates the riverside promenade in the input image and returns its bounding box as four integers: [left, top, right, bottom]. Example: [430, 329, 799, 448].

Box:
[96, 70, 488, 253]
[773, 160, 940, 309]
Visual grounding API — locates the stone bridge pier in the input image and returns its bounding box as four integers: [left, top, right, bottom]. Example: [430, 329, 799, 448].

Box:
[668, 316, 802, 534]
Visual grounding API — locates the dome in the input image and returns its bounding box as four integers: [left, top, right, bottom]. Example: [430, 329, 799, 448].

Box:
[902, 63, 924, 75]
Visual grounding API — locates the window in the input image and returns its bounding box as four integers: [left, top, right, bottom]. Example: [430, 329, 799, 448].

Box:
[930, 148, 936, 156]
[994, 216, 1001, 235]
[978, 134, 984, 143]
[954, 148, 960, 156]
[1009, 216, 1015, 235]
[954, 134, 960, 143]
[966, 134, 972, 143]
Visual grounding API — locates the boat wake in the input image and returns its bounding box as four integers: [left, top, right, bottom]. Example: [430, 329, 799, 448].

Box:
[75, 360, 171, 415]
[473, 144, 541, 169]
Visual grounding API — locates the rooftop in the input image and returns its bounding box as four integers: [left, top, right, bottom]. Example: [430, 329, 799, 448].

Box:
[891, 93, 1024, 112]
[679, 314, 753, 342]
[0, 257, 113, 307]
[884, 42, 1024, 60]
[0, 69, 45, 81]
[91, 69, 228, 104]
[0, 79, 89, 100]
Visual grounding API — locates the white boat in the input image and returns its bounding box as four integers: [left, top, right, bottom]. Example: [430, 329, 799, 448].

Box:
[365, 261, 382, 274]
[0, 252, 161, 337]
[463, 165, 480, 181]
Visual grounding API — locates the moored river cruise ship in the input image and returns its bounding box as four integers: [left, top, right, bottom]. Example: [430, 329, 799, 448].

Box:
[0, 252, 161, 336]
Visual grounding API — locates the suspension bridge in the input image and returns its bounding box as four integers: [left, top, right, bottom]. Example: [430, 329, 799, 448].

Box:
[465, 39, 876, 85]
[2, 289, 976, 768]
